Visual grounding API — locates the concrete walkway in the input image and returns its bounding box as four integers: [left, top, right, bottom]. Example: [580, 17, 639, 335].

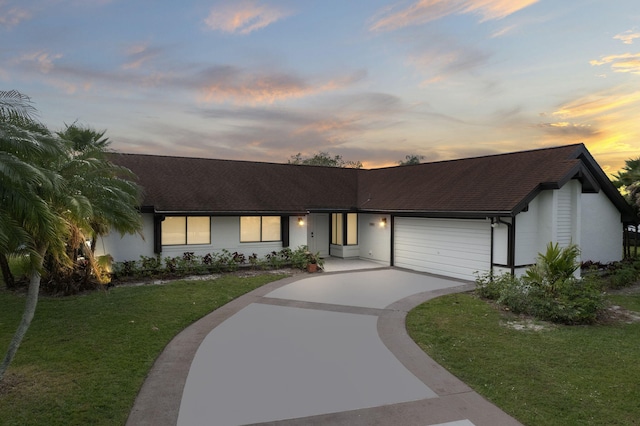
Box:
[127, 268, 522, 426]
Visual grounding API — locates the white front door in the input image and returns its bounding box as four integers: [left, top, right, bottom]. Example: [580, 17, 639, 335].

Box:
[307, 213, 330, 257]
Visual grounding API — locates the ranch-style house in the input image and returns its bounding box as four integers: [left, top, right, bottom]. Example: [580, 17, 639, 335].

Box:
[97, 143, 635, 281]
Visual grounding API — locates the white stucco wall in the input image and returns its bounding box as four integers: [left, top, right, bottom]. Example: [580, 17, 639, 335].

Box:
[95, 213, 155, 262]
[535, 190, 554, 247]
[518, 181, 581, 261]
[492, 220, 509, 266]
[513, 184, 578, 269]
[357, 214, 390, 265]
[514, 200, 539, 267]
[504, 180, 583, 277]
[581, 191, 623, 263]
[509, 179, 624, 273]
[329, 244, 360, 258]
[289, 215, 309, 251]
[160, 216, 283, 259]
[98, 215, 315, 263]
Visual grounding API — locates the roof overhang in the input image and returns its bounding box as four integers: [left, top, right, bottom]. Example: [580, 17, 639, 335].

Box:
[570, 146, 636, 223]
[148, 209, 309, 216]
[358, 209, 513, 219]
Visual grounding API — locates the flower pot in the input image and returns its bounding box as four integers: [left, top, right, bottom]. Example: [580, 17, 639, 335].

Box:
[306, 263, 318, 273]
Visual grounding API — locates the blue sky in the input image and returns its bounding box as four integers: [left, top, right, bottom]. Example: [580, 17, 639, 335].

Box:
[2, 0, 639, 173]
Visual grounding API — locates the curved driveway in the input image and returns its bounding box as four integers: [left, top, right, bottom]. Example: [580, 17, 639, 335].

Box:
[127, 268, 522, 426]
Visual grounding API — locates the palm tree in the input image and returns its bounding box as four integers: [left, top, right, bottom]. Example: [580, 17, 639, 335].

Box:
[51, 124, 143, 292]
[0, 98, 143, 381]
[613, 158, 640, 188]
[613, 158, 640, 212]
[613, 158, 640, 256]
[0, 112, 71, 381]
[0, 99, 63, 287]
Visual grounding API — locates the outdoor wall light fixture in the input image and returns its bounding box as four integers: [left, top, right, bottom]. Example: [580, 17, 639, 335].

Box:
[380, 217, 387, 227]
[298, 217, 305, 226]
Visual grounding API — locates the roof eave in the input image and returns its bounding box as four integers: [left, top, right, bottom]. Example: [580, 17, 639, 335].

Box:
[149, 209, 309, 216]
[359, 209, 513, 219]
[568, 145, 636, 222]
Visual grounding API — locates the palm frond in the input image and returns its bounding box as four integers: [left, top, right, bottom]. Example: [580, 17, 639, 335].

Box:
[0, 90, 38, 121]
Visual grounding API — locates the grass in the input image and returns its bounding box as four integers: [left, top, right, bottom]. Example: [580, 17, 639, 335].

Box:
[406, 292, 640, 425]
[0, 273, 286, 425]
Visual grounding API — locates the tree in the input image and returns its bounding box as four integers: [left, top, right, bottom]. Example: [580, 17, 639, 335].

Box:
[59, 124, 142, 254]
[0, 93, 61, 288]
[398, 154, 425, 166]
[48, 124, 143, 293]
[0, 95, 143, 381]
[612, 158, 640, 257]
[0, 109, 70, 381]
[613, 157, 640, 211]
[288, 151, 362, 168]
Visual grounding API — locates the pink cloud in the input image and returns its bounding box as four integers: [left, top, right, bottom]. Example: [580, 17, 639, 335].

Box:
[198, 68, 365, 105]
[204, 1, 291, 35]
[16, 50, 63, 74]
[370, 0, 538, 32]
[0, 1, 32, 28]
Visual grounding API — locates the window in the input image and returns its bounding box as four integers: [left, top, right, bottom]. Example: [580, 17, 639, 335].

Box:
[332, 213, 358, 245]
[331, 213, 343, 245]
[240, 216, 281, 242]
[162, 216, 210, 245]
[347, 213, 358, 245]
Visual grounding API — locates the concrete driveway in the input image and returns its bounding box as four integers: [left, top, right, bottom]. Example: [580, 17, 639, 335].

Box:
[127, 268, 522, 426]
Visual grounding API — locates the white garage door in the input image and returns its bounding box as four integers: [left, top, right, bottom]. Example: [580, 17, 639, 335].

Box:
[394, 217, 491, 281]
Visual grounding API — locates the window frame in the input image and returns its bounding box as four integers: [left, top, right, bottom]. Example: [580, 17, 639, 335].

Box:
[240, 216, 282, 243]
[331, 213, 358, 246]
[161, 215, 211, 246]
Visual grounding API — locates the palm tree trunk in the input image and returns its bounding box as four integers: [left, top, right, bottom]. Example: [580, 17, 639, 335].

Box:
[0, 245, 46, 382]
[0, 253, 15, 289]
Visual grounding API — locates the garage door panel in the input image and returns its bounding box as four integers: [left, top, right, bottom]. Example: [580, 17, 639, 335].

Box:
[394, 218, 490, 281]
[394, 247, 488, 264]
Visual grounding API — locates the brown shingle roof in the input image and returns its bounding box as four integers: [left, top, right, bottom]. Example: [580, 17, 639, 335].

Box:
[109, 143, 633, 220]
[357, 144, 585, 215]
[109, 154, 359, 214]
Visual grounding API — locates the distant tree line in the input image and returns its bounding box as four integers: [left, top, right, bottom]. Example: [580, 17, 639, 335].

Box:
[288, 152, 425, 168]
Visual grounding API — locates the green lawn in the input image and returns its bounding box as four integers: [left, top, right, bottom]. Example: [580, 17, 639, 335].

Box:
[406, 292, 640, 426]
[0, 274, 286, 425]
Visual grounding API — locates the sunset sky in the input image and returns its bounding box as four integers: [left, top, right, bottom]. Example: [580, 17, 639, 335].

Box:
[2, 0, 639, 174]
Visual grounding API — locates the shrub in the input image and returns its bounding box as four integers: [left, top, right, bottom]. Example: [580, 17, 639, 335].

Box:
[529, 276, 605, 324]
[140, 254, 163, 277]
[219, 249, 237, 271]
[609, 266, 639, 289]
[497, 280, 538, 314]
[475, 242, 606, 325]
[475, 272, 513, 300]
[113, 260, 139, 278]
[524, 242, 580, 297]
[111, 245, 321, 282]
[290, 246, 311, 269]
[265, 251, 285, 269]
[247, 253, 258, 269]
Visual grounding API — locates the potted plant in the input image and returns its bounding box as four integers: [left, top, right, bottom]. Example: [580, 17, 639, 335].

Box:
[305, 251, 324, 273]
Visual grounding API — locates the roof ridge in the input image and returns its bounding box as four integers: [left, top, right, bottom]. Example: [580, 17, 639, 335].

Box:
[368, 143, 585, 171]
[111, 152, 360, 170]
